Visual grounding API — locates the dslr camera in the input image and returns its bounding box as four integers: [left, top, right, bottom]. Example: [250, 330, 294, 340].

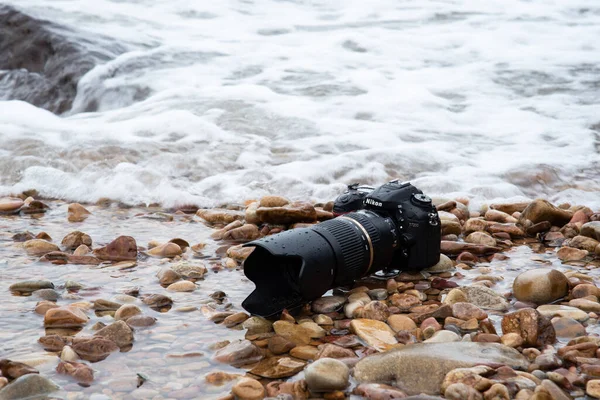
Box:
[242, 180, 441, 317]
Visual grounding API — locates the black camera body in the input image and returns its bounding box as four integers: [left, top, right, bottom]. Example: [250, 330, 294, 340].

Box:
[242, 180, 441, 318]
[354, 180, 441, 271]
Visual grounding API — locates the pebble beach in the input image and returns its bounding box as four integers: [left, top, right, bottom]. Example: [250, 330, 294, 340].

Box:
[2, 194, 600, 400]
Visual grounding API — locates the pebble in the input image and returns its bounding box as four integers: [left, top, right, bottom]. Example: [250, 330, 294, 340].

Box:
[551, 317, 586, 338]
[519, 199, 572, 226]
[167, 280, 197, 292]
[0, 374, 59, 399]
[157, 267, 181, 285]
[314, 314, 333, 325]
[460, 286, 509, 311]
[147, 242, 182, 258]
[423, 330, 461, 343]
[60, 346, 79, 362]
[465, 231, 497, 247]
[501, 308, 556, 347]
[61, 231, 92, 250]
[569, 298, 600, 313]
[349, 319, 398, 352]
[68, 203, 91, 222]
[243, 316, 273, 335]
[249, 356, 306, 379]
[35, 300, 59, 315]
[423, 254, 455, 273]
[126, 315, 157, 327]
[304, 358, 350, 392]
[273, 321, 313, 345]
[212, 340, 264, 367]
[512, 269, 569, 305]
[312, 296, 346, 313]
[231, 377, 265, 400]
[557, 246, 588, 261]
[587, 379, 600, 398]
[387, 314, 417, 332]
[537, 305, 589, 322]
[290, 345, 319, 360]
[94, 320, 134, 348]
[44, 306, 89, 328]
[171, 262, 207, 279]
[357, 301, 390, 321]
[114, 304, 142, 321]
[0, 198, 23, 213]
[22, 239, 60, 256]
[452, 302, 488, 320]
[581, 221, 600, 241]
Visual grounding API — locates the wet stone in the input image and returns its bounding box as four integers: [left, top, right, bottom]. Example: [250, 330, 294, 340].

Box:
[460, 286, 509, 311]
[353, 383, 408, 400]
[350, 319, 398, 352]
[22, 239, 60, 256]
[33, 288, 60, 301]
[212, 339, 264, 367]
[56, 361, 94, 384]
[9, 280, 54, 294]
[0, 359, 39, 380]
[268, 336, 296, 355]
[93, 235, 137, 262]
[512, 269, 569, 305]
[44, 306, 89, 328]
[243, 316, 273, 335]
[0, 374, 59, 399]
[61, 231, 92, 250]
[557, 246, 588, 261]
[93, 320, 134, 349]
[72, 337, 119, 362]
[501, 308, 556, 347]
[519, 199, 572, 226]
[171, 262, 207, 280]
[354, 342, 528, 395]
[231, 377, 265, 400]
[552, 317, 586, 338]
[312, 296, 346, 314]
[537, 305, 589, 322]
[249, 356, 306, 379]
[305, 358, 350, 392]
[452, 302, 488, 321]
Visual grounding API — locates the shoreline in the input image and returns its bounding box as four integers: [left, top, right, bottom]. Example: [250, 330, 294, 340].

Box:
[1, 194, 600, 399]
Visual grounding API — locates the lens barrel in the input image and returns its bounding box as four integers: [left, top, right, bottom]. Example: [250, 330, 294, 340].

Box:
[242, 210, 397, 317]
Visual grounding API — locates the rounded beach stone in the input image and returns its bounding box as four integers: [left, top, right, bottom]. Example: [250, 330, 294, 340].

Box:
[387, 314, 417, 332]
[166, 281, 196, 292]
[232, 377, 265, 400]
[114, 304, 142, 321]
[304, 358, 349, 392]
[512, 269, 569, 305]
[587, 379, 600, 398]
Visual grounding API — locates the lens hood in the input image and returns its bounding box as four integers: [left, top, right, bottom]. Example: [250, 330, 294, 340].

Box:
[242, 228, 337, 318]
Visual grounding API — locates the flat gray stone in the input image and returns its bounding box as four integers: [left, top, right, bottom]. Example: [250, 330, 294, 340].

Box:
[354, 342, 528, 395]
[0, 374, 59, 399]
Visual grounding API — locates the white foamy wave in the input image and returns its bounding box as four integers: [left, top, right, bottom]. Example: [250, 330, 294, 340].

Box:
[1, 0, 599, 209]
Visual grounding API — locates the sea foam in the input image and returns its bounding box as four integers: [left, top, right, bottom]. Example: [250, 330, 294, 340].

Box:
[1, 0, 599, 208]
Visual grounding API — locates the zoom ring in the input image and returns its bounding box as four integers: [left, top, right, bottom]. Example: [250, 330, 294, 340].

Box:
[317, 218, 370, 285]
[344, 211, 383, 249]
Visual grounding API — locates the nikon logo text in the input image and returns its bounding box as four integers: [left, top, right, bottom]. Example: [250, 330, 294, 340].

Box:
[365, 199, 382, 207]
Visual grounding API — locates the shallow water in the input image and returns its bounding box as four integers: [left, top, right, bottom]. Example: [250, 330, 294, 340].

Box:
[1, 0, 600, 208]
[0, 204, 256, 399]
[1, 203, 599, 399]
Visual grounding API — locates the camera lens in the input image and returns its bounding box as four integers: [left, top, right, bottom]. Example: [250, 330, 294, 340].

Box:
[241, 210, 397, 317]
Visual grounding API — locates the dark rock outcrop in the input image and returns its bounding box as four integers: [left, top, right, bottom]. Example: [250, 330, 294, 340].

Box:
[0, 5, 122, 114]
